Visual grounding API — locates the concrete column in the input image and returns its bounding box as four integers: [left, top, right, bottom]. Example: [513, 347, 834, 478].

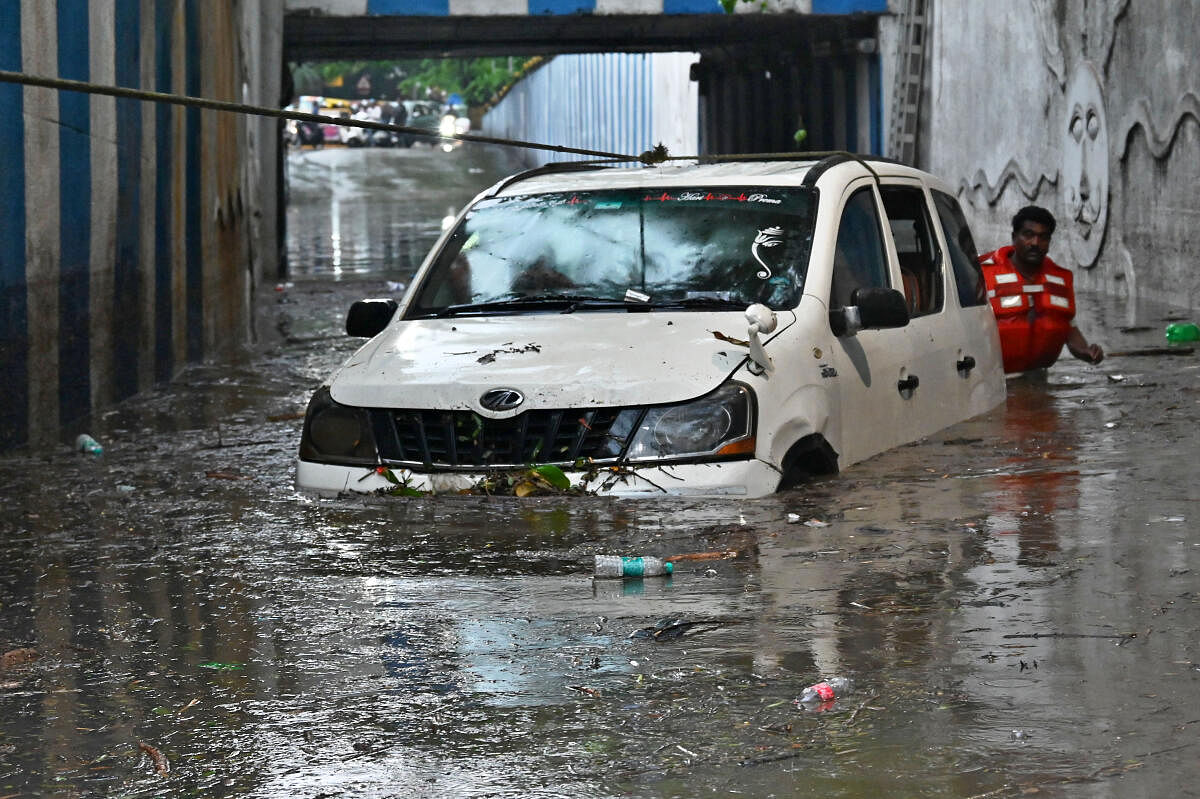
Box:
[21, 0, 61, 447]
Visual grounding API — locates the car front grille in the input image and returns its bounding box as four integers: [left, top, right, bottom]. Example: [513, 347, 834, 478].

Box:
[371, 408, 635, 469]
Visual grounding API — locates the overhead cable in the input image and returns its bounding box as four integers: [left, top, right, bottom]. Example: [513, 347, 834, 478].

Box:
[0, 69, 675, 164]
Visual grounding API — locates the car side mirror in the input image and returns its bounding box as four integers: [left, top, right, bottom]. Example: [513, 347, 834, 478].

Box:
[830, 287, 910, 336]
[346, 298, 398, 338]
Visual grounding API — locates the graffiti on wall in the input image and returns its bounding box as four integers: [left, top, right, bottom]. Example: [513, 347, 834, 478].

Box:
[1033, 0, 1127, 273]
[1060, 60, 1109, 269]
[958, 0, 1200, 304]
[958, 0, 1124, 273]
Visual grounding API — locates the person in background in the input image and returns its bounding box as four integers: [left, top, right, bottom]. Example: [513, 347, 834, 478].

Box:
[979, 205, 1104, 374]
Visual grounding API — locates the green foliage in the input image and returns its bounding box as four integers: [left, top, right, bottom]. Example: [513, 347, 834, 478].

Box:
[371, 462, 578, 498]
[288, 57, 523, 107]
[719, 0, 767, 11]
[531, 464, 571, 491]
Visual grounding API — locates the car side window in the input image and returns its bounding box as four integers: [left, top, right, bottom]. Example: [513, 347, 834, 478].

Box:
[880, 185, 944, 317]
[829, 188, 890, 310]
[931, 191, 987, 307]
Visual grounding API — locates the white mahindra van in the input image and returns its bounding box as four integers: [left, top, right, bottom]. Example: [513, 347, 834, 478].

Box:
[296, 154, 1005, 498]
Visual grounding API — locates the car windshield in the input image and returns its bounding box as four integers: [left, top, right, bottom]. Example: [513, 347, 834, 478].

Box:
[407, 186, 817, 317]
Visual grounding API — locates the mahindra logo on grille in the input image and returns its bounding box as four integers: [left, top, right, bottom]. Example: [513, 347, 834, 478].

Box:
[479, 388, 525, 412]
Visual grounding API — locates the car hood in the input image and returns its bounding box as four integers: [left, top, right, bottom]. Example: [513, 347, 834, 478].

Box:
[329, 310, 794, 412]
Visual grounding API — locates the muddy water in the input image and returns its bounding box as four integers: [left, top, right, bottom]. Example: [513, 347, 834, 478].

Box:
[1, 145, 1199, 798]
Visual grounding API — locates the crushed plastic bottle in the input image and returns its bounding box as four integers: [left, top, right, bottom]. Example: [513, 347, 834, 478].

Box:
[75, 434, 103, 456]
[1165, 322, 1200, 343]
[795, 676, 853, 705]
[594, 555, 673, 578]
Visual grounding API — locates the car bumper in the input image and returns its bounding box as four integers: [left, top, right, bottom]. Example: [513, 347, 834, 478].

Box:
[295, 459, 782, 499]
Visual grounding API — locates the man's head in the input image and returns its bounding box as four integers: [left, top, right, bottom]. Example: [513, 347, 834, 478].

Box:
[1010, 206, 1057, 273]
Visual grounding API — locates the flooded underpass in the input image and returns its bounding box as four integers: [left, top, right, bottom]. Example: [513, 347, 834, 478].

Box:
[2, 143, 1199, 798]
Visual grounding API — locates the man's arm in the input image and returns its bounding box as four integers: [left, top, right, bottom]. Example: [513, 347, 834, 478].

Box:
[1066, 325, 1104, 364]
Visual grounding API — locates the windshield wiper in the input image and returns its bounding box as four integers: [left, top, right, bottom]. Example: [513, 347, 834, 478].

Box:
[430, 294, 627, 317]
[650, 297, 749, 311]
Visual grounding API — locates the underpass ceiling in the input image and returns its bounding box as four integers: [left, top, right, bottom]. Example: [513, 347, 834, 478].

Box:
[283, 12, 877, 59]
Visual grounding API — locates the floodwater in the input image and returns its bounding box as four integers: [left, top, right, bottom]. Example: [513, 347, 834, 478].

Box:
[2, 143, 1199, 798]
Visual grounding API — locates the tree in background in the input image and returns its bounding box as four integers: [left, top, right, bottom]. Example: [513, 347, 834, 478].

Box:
[289, 58, 526, 107]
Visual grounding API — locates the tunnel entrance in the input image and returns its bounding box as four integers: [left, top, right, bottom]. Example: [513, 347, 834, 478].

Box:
[283, 10, 884, 157]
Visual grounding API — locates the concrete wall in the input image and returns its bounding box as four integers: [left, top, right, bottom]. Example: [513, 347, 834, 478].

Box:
[481, 52, 700, 168]
[0, 1, 282, 451]
[921, 0, 1200, 310]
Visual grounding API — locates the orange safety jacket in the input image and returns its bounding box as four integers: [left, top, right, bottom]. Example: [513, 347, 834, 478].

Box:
[979, 246, 1076, 374]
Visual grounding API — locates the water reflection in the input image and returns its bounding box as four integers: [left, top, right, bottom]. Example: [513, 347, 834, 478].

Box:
[989, 377, 1081, 567]
[285, 145, 527, 281]
[1, 152, 1198, 797]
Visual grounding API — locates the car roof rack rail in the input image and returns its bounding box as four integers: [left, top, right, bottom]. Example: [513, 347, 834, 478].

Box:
[691, 150, 892, 188]
[485, 160, 616, 197]
[796, 151, 889, 187]
[484, 150, 904, 198]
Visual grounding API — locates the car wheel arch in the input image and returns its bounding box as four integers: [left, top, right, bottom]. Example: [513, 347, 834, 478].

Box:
[777, 433, 840, 490]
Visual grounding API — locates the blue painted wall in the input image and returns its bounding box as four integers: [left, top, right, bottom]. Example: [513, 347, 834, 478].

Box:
[0, 1, 275, 451]
[812, 0, 887, 12]
[154, 0, 175, 383]
[0, 3, 27, 449]
[114, 0, 143, 399]
[57, 0, 92, 432]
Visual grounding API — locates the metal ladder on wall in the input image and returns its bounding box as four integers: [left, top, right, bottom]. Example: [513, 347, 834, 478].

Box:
[886, 0, 928, 165]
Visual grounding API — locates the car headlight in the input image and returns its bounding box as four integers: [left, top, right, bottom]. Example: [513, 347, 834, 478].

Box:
[624, 383, 756, 462]
[298, 386, 378, 465]
[438, 115, 457, 137]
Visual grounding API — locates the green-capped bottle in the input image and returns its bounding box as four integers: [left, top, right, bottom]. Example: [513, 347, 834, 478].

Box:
[1165, 322, 1200, 343]
[594, 555, 673, 578]
[75, 434, 103, 456]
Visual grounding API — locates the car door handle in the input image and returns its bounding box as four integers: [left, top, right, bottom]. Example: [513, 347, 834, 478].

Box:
[956, 355, 976, 375]
[897, 375, 919, 397]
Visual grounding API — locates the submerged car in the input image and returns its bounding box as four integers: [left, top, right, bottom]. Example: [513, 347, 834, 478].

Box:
[296, 154, 1005, 498]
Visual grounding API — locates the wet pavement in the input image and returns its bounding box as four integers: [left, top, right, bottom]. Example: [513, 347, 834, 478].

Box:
[2, 143, 1199, 798]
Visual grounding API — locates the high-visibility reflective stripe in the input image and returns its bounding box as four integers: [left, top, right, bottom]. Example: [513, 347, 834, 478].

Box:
[994, 273, 1019, 284]
[1044, 273, 1066, 285]
[1049, 295, 1070, 308]
[1023, 284, 1044, 293]
[987, 289, 996, 298]
[999, 295, 1024, 308]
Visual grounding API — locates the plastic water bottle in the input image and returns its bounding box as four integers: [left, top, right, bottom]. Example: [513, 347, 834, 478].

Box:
[593, 555, 673, 578]
[75, 434, 104, 456]
[1165, 322, 1200, 343]
[795, 676, 853, 705]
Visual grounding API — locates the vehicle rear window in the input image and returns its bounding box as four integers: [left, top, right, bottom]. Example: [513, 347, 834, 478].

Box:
[408, 187, 817, 316]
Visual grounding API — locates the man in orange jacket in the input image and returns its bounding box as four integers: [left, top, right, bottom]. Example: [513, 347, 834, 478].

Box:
[979, 206, 1103, 374]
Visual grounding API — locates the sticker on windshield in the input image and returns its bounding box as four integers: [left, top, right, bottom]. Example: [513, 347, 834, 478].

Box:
[462, 231, 480, 251]
[595, 201, 623, 210]
[752, 226, 784, 279]
[658, 192, 784, 204]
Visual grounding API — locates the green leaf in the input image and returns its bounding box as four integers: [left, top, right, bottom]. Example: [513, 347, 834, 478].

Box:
[532, 464, 570, 491]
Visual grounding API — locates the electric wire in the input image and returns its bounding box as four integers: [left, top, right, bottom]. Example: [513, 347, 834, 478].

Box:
[0, 68, 665, 164]
[0, 69, 875, 169]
